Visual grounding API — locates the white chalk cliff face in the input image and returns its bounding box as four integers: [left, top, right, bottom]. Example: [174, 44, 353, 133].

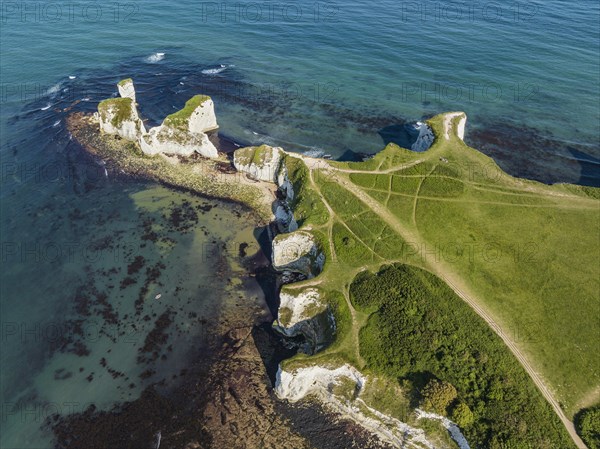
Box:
[275, 364, 471, 449]
[139, 125, 218, 158]
[277, 164, 295, 202]
[274, 287, 334, 353]
[274, 204, 298, 233]
[117, 78, 136, 103]
[187, 98, 219, 134]
[233, 146, 298, 232]
[142, 95, 219, 158]
[97, 82, 219, 158]
[456, 114, 467, 141]
[272, 231, 325, 278]
[97, 97, 145, 141]
[443, 112, 467, 141]
[233, 145, 283, 183]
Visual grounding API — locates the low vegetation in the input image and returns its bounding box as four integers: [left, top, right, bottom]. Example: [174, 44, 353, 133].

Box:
[350, 263, 575, 448]
[278, 112, 597, 446]
[163, 95, 211, 130]
[575, 405, 600, 448]
[97, 97, 133, 127]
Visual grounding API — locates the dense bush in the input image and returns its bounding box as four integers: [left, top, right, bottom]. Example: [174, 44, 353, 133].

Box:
[576, 405, 600, 449]
[420, 379, 457, 414]
[350, 263, 575, 449]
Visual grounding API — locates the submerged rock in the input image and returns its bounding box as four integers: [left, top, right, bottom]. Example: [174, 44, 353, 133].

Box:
[202, 327, 311, 449]
[272, 231, 325, 279]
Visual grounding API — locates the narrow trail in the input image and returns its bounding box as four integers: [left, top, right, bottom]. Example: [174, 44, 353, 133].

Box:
[333, 159, 424, 174]
[307, 161, 338, 263]
[329, 167, 587, 448]
[362, 186, 598, 210]
[342, 289, 366, 369]
[289, 113, 588, 448]
[412, 164, 438, 226]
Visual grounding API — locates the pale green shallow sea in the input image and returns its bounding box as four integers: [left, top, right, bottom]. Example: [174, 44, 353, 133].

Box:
[1, 0, 599, 447]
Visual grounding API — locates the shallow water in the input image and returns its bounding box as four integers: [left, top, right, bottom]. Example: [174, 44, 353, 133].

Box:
[1, 159, 270, 447]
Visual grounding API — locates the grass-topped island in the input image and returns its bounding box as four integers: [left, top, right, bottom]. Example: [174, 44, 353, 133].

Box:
[68, 79, 599, 449]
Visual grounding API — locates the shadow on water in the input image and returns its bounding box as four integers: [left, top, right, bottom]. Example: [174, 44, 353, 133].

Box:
[466, 119, 600, 187]
[1, 55, 268, 448]
[568, 148, 600, 187]
[377, 123, 414, 149]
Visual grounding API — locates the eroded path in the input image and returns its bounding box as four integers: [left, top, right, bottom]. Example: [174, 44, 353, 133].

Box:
[287, 113, 588, 448]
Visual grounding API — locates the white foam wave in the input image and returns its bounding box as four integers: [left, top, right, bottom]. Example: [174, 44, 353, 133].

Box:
[52, 120, 61, 128]
[244, 129, 276, 146]
[46, 83, 62, 97]
[69, 75, 76, 80]
[146, 52, 165, 63]
[40, 104, 51, 111]
[303, 148, 331, 159]
[201, 64, 234, 75]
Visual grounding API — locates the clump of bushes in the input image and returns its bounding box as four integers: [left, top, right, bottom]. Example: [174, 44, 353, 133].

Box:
[350, 263, 575, 448]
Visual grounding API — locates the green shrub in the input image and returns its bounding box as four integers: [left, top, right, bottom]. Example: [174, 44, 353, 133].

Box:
[350, 263, 575, 448]
[420, 379, 457, 415]
[576, 405, 600, 449]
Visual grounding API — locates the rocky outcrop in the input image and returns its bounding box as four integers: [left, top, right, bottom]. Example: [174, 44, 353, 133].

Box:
[117, 78, 136, 103]
[163, 95, 218, 134]
[411, 122, 435, 152]
[274, 287, 334, 353]
[97, 97, 145, 141]
[233, 145, 283, 183]
[97, 82, 220, 159]
[277, 163, 295, 201]
[140, 123, 218, 158]
[140, 95, 219, 158]
[232, 146, 298, 231]
[202, 327, 310, 449]
[275, 364, 472, 449]
[272, 231, 325, 278]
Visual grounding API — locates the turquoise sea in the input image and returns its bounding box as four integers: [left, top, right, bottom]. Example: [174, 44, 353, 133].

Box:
[1, 0, 599, 447]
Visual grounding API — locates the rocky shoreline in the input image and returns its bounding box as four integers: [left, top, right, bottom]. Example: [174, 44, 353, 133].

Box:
[58, 82, 398, 449]
[68, 112, 276, 223]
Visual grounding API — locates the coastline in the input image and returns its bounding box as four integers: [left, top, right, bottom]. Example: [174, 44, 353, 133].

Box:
[65, 104, 596, 449]
[66, 106, 471, 448]
[66, 113, 277, 226]
[61, 110, 400, 449]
